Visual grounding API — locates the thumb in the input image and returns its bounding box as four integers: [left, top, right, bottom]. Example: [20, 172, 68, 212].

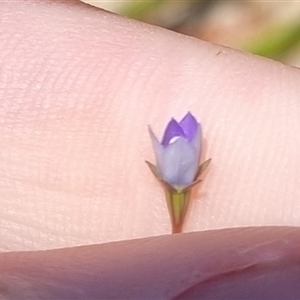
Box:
[1, 226, 300, 299]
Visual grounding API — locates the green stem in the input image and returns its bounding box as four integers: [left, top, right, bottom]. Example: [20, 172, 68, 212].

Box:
[165, 189, 191, 234]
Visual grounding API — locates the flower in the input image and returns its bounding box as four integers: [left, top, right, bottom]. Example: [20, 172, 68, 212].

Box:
[146, 112, 211, 234]
[148, 112, 202, 190]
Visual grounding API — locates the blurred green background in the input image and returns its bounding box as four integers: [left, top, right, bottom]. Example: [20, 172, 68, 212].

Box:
[83, 0, 300, 67]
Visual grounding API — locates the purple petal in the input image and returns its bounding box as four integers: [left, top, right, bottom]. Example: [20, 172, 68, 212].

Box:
[161, 119, 186, 147]
[179, 112, 199, 142]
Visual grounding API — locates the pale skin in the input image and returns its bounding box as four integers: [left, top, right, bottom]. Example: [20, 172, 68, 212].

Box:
[2, 0, 300, 251]
[1, 1, 300, 298]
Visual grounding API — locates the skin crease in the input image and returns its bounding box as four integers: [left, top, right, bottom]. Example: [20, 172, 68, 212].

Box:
[0, 0, 300, 251]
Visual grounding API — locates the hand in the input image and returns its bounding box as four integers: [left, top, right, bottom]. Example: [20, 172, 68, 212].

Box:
[1, 1, 300, 299]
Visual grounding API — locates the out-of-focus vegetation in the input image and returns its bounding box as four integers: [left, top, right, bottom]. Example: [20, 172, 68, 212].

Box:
[84, 1, 300, 67]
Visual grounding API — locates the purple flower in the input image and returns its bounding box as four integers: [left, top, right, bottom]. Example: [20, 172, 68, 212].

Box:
[149, 112, 202, 190]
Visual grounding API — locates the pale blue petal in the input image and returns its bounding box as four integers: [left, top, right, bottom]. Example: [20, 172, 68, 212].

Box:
[190, 125, 202, 163]
[158, 138, 199, 189]
[148, 126, 164, 176]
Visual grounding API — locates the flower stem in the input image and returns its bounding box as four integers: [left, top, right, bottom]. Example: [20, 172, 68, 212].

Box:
[165, 189, 191, 234]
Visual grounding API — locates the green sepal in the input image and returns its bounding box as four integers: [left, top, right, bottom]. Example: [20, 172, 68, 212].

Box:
[196, 158, 212, 178]
[145, 158, 211, 234]
[145, 160, 177, 192]
[145, 160, 160, 179]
